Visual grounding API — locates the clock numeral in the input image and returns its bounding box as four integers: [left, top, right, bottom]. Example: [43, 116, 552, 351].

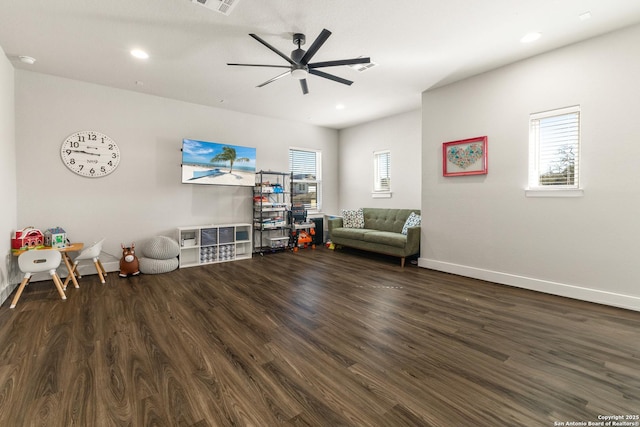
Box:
[101, 166, 107, 173]
[108, 144, 114, 150]
[69, 141, 80, 149]
[65, 149, 72, 155]
[78, 164, 84, 171]
[69, 158, 76, 165]
[107, 161, 113, 166]
[111, 153, 117, 159]
[89, 168, 96, 175]
[88, 134, 97, 141]
[77, 136, 85, 143]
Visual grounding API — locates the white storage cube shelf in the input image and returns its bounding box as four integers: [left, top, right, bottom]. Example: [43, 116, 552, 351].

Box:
[177, 223, 252, 268]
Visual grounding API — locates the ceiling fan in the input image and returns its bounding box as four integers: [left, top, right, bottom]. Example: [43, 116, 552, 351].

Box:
[227, 29, 370, 94]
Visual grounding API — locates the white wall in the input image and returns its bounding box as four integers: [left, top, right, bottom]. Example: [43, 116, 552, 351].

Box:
[0, 46, 17, 303]
[14, 71, 338, 266]
[338, 109, 421, 211]
[421, 24, 640, 311]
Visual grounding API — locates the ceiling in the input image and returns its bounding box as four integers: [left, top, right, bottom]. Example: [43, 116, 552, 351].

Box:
[2, 0, 640, 130]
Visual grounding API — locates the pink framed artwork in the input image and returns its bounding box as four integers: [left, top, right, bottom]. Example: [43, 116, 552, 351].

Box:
[442, 136, 488, 177]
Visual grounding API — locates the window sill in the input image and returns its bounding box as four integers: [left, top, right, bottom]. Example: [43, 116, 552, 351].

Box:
[525, 188, 584, 198]
[372, 192, 392, 199]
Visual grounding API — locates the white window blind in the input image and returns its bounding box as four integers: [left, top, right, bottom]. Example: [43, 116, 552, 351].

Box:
[289, 148, 321, 210]
[289, 149, 317, 180]
[529, 105, 580, 189]
[374, 150, 391, 192]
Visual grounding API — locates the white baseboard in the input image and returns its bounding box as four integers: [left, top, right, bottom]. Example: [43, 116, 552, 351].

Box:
[419, 257, 640, 312]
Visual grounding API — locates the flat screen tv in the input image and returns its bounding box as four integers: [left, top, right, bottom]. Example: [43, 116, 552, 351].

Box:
[181, 139, 256, 187]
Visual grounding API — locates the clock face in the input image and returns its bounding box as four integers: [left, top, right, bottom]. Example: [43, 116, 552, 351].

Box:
[60, 131, 120, 177]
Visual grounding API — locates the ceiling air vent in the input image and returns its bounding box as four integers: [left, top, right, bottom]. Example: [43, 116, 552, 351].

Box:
[191, 0, 239, 16]
[349, 58, 378, 72]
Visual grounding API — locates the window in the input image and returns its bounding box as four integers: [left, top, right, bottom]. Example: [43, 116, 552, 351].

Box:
[373, 150, 391, 195]
[289, 148, 321, 211]
[528, 105, 581, 193]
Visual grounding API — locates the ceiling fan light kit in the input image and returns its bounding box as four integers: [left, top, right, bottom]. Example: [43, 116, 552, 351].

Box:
[290, 68, 308, 80]
[228, 28, 370, 95]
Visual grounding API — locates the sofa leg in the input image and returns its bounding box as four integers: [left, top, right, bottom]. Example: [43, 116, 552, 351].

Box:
[401, 257, 405, 268]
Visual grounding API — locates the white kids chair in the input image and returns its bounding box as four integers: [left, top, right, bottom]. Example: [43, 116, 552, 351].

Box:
[11, 249, 66, 308]
[64, 238, 107, 289]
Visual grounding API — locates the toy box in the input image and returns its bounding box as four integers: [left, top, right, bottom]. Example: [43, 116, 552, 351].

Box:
[44, 227, 67, 248]
[12, 227, 45, 250]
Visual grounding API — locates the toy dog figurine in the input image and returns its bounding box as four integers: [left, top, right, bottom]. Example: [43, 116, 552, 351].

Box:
[119, 243, 140, 277]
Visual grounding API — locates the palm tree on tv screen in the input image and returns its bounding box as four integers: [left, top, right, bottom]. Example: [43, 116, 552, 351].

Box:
[210, 146, 249, 174]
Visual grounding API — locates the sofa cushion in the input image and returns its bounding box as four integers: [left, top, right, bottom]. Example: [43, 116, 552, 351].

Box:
[342, 208, 364, 228]
[331, 227, 370, 240]
[362, 231, 407, 248]
[402, 212, 421, 235]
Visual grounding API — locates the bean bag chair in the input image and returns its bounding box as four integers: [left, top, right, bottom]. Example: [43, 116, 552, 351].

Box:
[139, 236, 180, 274]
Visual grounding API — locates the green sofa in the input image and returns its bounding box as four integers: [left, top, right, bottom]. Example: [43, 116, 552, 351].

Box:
[328, 208, 421, 267]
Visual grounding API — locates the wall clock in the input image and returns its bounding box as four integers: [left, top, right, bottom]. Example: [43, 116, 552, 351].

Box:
[60, 131, 120, 177]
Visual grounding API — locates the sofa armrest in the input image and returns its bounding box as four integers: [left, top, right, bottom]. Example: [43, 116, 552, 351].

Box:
[405, 226, 421, 254]
[328, 217, 343, 238]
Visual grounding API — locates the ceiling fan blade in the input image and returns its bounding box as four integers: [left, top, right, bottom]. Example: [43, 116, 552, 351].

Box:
[256, 71, 290, 88]
[300, 29, 332, 65]
[300, 79, 309, 95]
[249, 33, 295, 65]
[227, 63, 292, 68]
[309, 69, 353, 86]
[309, 57, 371, 69]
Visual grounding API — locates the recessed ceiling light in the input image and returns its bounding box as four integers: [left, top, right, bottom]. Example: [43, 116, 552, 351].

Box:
[130, 49, 149, 59]
[336, 104, 345, 110]
[18, 56, 36, 65]
[520, 32, 542, 43]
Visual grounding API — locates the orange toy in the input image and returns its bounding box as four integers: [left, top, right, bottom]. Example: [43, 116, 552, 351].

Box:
[292, 227, 316, 250]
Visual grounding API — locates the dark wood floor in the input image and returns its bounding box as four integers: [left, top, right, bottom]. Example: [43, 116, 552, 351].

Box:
[1, 247, 639, 426]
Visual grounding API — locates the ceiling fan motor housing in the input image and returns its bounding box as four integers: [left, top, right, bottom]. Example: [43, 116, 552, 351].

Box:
[291, 48, 306, 64]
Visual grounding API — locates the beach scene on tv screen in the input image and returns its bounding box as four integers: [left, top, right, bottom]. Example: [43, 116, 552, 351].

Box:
[181, 139, 256, 186]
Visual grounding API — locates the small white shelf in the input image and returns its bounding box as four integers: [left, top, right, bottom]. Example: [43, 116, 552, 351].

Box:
[177, 223, 252, 268]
